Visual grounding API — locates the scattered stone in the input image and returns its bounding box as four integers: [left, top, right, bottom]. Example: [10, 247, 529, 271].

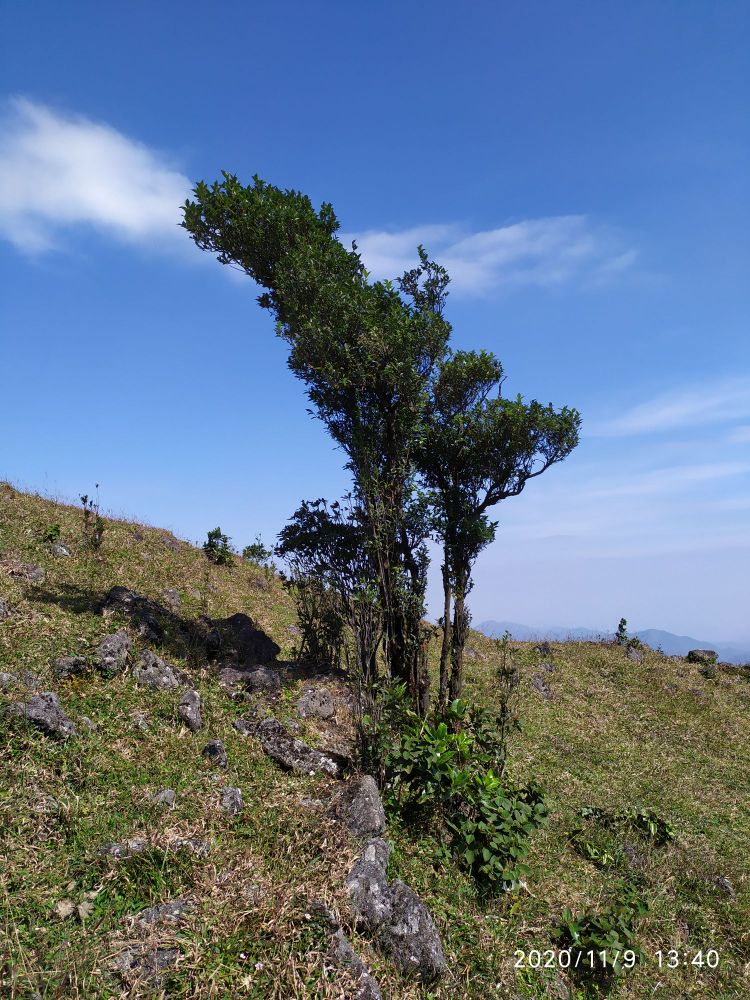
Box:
[535, 641, 552, 656]
[178, 689, 203, 732]
[51, 655, 89, 680]
[151, 788, 176, 808]
[232, 717, 258, 736]
[99, 839, 147, 859]
[130, 710, 150, 732]
[51, 542, 71, 557]
[0, 671, 18, 691]
[55, 898, 76, 920]
[133, 898, 189, 926]
[80, 716, 95, 731]
[201, 739, 228, 769]
[687, 649, 718, 665]
[6, 691, 76, 739]
[101, 586, 165, 643]
[220, 786, 244, 815]
[710, 875, 736, 899]
[171, 837, 209, 857]
[257, 718, 346, 777]
[346, 838, 446, 982]
[626, 645, 644, 664]
[0, 598, 12, 619]
[132, 529, 145, 543]
[19, 670, 40, 689]
[329, 926, 382, 1000]
[201, 612, 280, 665]
[332, 775, 386, 840]
[531, 674, 553, 700]
[163, 588, 180, 610]
[217, 663, 282, 696]
[94, 630, 132, 678]
[161, 534, 183, 552]
[538, 659, 556, 673]
[109, 944, 180, 982]
[9, 562, 45, 583]
[132, 649, 180, 690]
[297, 686, 336, 720]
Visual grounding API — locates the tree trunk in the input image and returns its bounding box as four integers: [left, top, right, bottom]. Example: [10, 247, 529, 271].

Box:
[448, 566, 469, 703]
[438, 558, 452, 710]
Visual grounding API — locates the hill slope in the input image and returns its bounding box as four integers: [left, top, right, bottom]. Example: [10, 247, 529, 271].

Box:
[1, 483, 749, 999]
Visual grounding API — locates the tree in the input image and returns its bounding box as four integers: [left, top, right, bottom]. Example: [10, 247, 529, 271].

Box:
[182, 176, 449, 696]
[419, 350, 581, 705]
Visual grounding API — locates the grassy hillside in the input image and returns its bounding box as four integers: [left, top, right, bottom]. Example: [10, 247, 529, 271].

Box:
[1, 483, 748, 999]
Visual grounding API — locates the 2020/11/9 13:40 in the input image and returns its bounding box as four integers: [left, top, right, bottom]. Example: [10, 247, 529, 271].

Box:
[514, 948, 720, 970]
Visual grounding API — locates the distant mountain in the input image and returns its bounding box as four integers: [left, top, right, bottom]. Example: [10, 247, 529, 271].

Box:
[477, 620, 750, 665]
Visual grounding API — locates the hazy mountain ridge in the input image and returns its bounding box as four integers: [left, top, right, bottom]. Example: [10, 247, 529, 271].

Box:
[478, 620, 750, 664]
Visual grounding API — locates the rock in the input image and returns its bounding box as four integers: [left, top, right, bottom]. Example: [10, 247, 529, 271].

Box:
[332, 775, 386, 839]
[710, 875, 736, 899]
[297, 686, 336, 720]
[94, 630, 132, 678]
[687, 649, 718, 665]
[133, 898, 189, 926]
[219, 663, 282, 696]
[7, 691, 77, 739]
[99, 839, 147, 859]
[178, 689, 203, 732]
[201, 612, 280, 665]
[171, 837, 209, 857]
[381, 879, 447, 981]
[220, 786, 244, 815]
[201, 739, 228, 769]
[0, 671, 18, 691]
[132, 649, 180, 690]
[329, 927, 382, 1000]
[626, 645, 644, 664]
[51, 655, 89, 680]
[19, 670, 40, 689]
[257, 718, 347, 777]
[151, 788, 176, 808]
[531, 674, 553, 700]
[346, 839, 446, 982]
[161, 534, 182, 552]
[9, 562, 45, 583]
[232, 717, 258, 736]
[80, 716, 95, 731]
[101, 586, 165, 643]
[109, 944, 180, 982]
[535, 641, 552, 656]
[130, 710, 150, 731]
[52, 542, 71, 557]
[163, 588, 180, 610]
[538, 659, 556, 673]
[0, 598, 12, 619]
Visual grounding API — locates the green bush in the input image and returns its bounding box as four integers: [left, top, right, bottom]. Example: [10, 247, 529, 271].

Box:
[203, 526, 234, 566]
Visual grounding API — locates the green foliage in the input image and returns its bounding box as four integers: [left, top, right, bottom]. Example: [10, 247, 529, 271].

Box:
[616, 617, 629, 645]
[242, 535, 272, 567]
[570, 804, 676, 866]
[203, 526, 234, 566]
[554, 881, 649, 981]
[355, 679, 412, 786]
[43, 523, 61, 543]
[79, 487, 105, 551]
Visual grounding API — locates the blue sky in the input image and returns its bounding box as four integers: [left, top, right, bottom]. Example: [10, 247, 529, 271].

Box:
[1, 1, 748, 641]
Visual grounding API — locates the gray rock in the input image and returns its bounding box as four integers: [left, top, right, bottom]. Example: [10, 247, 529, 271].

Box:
[538, 659, 556, 673]
[109, 944, 180, 982]
[51, 542, 71, 557]
[9, 563, 45, 583]
[333, 775, 386, 839]
[218, 663, 281, 696]
[329, 927, 382, 1000]
[626, 645, 644, 664]
[257, 718, 346, 777]
[80, 716, 96, 731]
[151, 788, 176, 808]
[0, 598, 12, 619]
[201, 612, 280, 665]
[297, 686, 336, 720]
[201, 739, 228, 769]
[232, 717, 258, 736]
[346, 839, 446, 982]
[132, 649, 180, 690]
[99, 839, 147, 859]
[7, 691, 76, 739]
[535, 641, 552, 656]
[381, 879, 447, 981]
[94, 630, 132, 678]
[130, 710, 150, 732]
[133, 898, 189, 926]
[687, 648, 718, 664]
[710, 875, 736, 899]
[163, 588, 180, 610]
[161, 534, 183, 551]
[101, 586, 164, 643]
[531, 674, 553, 700]
[178, 689, 203, 732]
[51, 655, 89, 680]
[171, 837, 209, 856]
[0, 671, 18, 691]
[19, 670, 40, 689]
[220, 786, 244, 815]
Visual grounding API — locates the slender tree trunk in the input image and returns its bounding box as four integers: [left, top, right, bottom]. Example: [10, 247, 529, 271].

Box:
[448, 564, 469, 703]
[438, 557, 452, 710]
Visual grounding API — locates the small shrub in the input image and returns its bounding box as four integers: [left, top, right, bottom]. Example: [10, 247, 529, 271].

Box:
[43, 523, 61, 543]
[355, 679, 411, 787]
[616, 617, 629, 645]
[203, 526, 234, 566]
[80, 487, 105, 551]
[243, 535, 273, 566]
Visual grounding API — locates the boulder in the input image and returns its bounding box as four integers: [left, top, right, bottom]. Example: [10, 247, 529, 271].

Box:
[218, 663, 282, 696]
[297, 686, 336, 720]
[51, 655, 89, 680]
[329, 927, 382, 1000]
[346, 838, 394, 928]
[94, 630, 132, 678]
[232, 717, 258, 736]
[163, 588, 180, 609]
[201, 739, 228, 769]
[52, 542, 71, 557]
[201, 612, 280, 665]
[9, 562, 45, 583]
[332, 775, 386, 839]
[531, 674, 553, 700]
[220, 786, 244, 815]
[178, 689, 203, 732]
[257, 718, 346, 777]
[7, 691, 76, 739]
[626, 645, 644, 664]
[151, 788, 176, 808]
[687, 649, 718, 664]
[132, 650, 180, 690]
[101, 586, 165, 643]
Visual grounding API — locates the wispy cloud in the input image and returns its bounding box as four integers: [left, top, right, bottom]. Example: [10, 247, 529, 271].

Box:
[591, 376, 750, 437]
[0, 97, 190, 253]
[343, 216, 636, 294]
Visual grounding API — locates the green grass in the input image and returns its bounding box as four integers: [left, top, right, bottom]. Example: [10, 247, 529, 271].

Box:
[1, 481, 748, 998]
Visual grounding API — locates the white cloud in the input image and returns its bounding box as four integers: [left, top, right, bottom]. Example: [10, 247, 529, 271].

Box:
[0, 97, 191, 253]
[343, 215, 636, 294]
[591, 376, 750, 437]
